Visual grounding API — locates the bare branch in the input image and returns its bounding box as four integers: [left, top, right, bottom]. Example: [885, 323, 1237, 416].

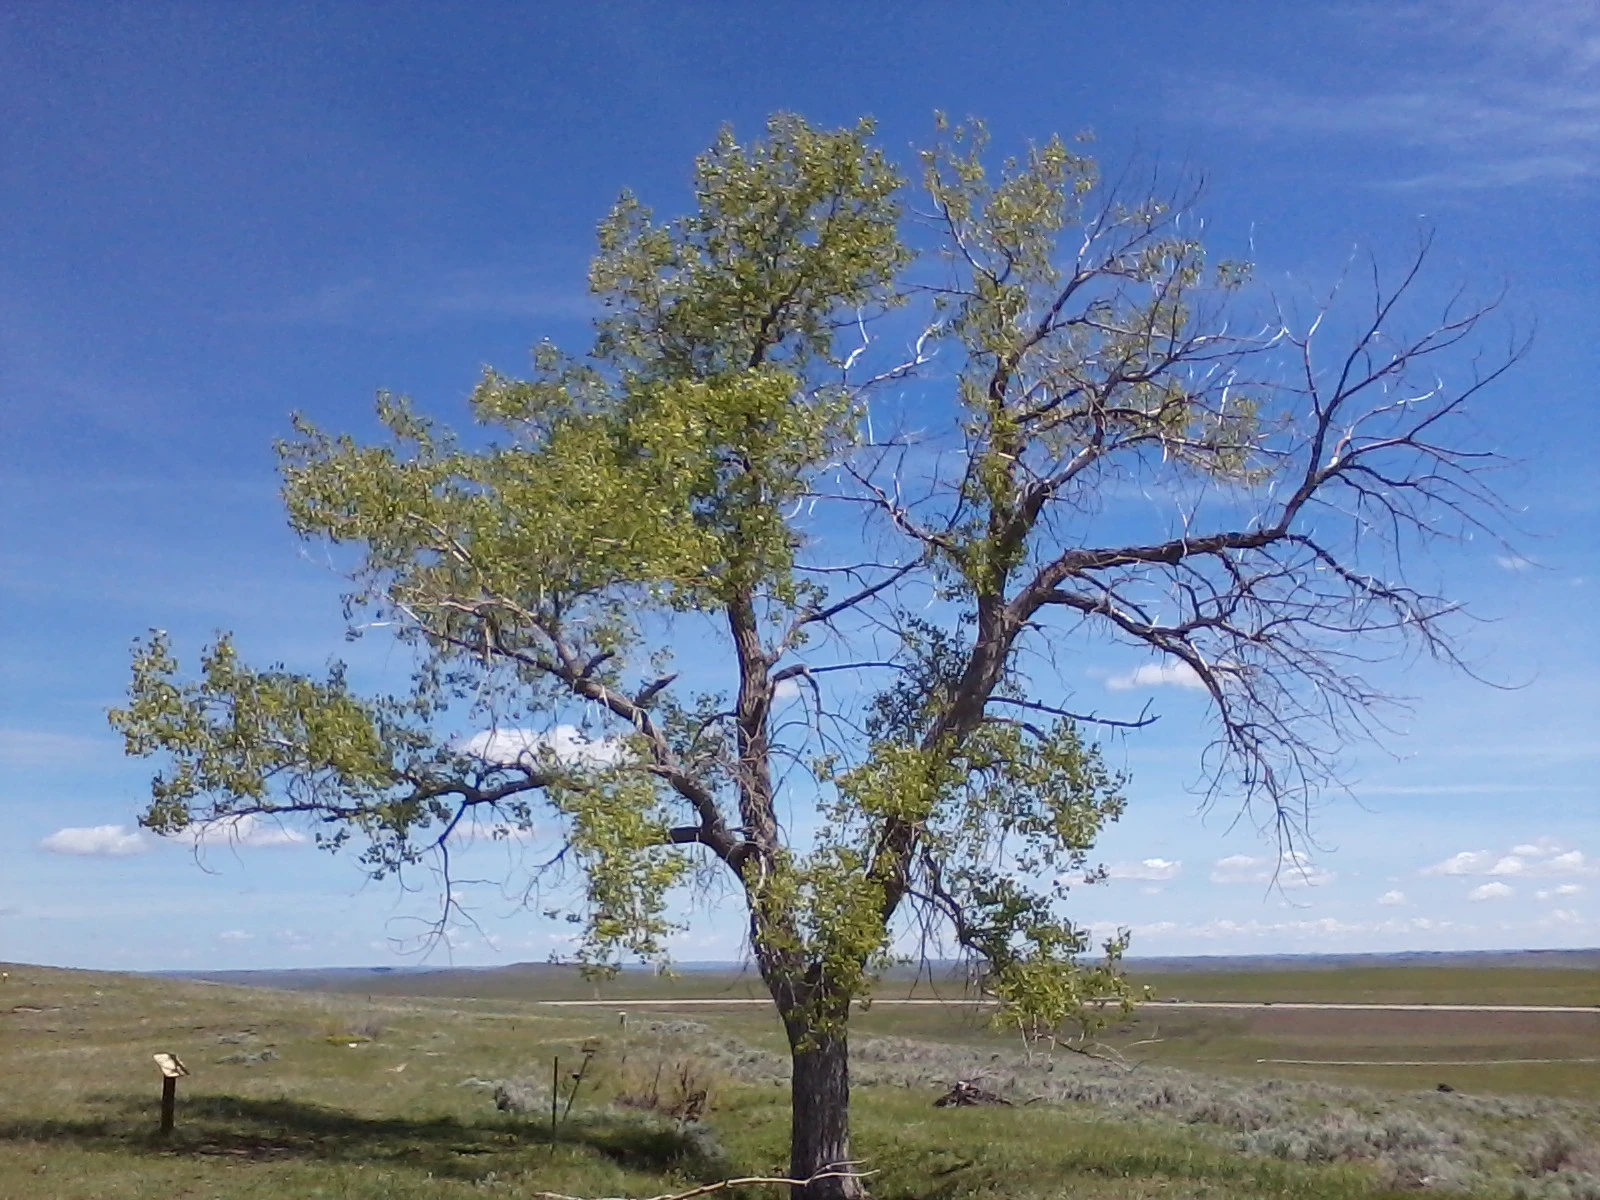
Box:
[986, 694, 1157, 730]
[529, 1165, 876, 1200]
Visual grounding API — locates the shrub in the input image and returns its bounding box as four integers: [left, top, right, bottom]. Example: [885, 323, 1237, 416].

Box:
[615, 1057, 721, 1122]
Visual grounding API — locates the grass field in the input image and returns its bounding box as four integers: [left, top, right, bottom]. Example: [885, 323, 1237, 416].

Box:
[212, 960, 1600, 1102]
[1135, 967, 1600, 1007]
[5, 961, 1600, 1199]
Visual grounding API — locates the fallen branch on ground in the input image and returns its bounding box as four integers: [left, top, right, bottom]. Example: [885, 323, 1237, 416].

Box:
[529, 1164, 874, 1200]
[934, 1079, 1012, 1107]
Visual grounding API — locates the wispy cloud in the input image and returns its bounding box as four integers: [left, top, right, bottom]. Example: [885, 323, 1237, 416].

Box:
[1106, 661, 1204, 692]
[1438, 740, 1600, 765]
[1469, 881, 1515, 901]
[1190, 0, 1600, 189]
[1536, 884, 1584, 900]
[1378, 889, 1407, 907]
[1, 730, 119, 770]
[455, 818, 537, 844]
[1137, 914, 1453, 941]
[253, 267, 593, 332]
[175, 814, 309, 850]
[1356, 784, 1589, 797]
[1106, 857, 1183, 882]
[39, 824, 148, 857]
[1210, 850, 1335, 889]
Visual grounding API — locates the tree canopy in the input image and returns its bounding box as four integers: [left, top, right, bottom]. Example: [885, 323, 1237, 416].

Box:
[112, 113, 1518, 1197]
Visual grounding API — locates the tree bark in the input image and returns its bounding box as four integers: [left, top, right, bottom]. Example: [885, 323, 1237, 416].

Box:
[785, 1013, 864, 1200]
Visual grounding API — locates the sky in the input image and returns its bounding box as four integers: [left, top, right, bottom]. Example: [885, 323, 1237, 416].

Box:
[2, 1, 1596, 972]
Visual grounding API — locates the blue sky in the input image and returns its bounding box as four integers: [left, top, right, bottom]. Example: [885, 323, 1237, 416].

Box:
[2, 1, 1596, 971]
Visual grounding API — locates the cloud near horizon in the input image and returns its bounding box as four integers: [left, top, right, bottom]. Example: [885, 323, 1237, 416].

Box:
[1135, 914, 1456, 942]
[1422, 841, 1594, 880]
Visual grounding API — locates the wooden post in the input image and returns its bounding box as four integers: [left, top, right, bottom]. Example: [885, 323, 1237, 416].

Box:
[160, 1076, 177, 1134]
[550, 1055, 560, 1144]
[153, 1053, 188, 1136]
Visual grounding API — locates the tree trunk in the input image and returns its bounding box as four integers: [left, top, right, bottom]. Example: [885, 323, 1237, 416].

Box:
[785, 1014, 865, 1200]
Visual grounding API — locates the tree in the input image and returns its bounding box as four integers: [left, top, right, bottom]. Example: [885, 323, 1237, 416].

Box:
[111, 114, 1519, 1198]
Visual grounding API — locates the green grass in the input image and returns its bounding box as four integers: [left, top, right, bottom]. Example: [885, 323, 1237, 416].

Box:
[5, 961, 1600, 1199]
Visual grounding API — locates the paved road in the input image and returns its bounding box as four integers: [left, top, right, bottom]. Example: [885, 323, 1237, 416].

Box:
[538, 998, 1600, 1014]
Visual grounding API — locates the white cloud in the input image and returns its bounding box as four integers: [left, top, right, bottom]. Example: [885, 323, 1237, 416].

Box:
[1422, 844, 1594, 879]
[1546, 850, 1593, 876]
[459, 724, 624, 770]
[1106, 857, 1183, 881]
[1106, 661, 1205, 692]
[1154, 915, 1402, 941]
[1279, 850, 1337, 890]
[1126, 915, 1465, 953]
[1469, 881, 1515, 901]
[1512, 838, 1565, 857]
[1378, 890, 1407, 906]
[1423, 850, 1497, 876]
[39, 824, 148, 857]
[773, 678, 801, 702]
[178, 814, 308, 849]
[1210, 854, 1264, 883]
[218, 930, 254, 942]
[1495, 554, 1538, 572]
[1537, 883, 1585, 900]
[1210, 850, 1335, 888]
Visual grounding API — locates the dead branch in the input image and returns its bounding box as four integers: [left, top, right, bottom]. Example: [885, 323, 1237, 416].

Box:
[528, 1163, 875, 1200]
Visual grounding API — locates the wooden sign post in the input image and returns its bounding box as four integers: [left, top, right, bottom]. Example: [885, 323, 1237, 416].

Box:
[152, 1053, 189, 1135]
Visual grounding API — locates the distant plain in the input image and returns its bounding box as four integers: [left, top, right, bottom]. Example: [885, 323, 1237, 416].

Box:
[176, 953, 1600, 1101]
